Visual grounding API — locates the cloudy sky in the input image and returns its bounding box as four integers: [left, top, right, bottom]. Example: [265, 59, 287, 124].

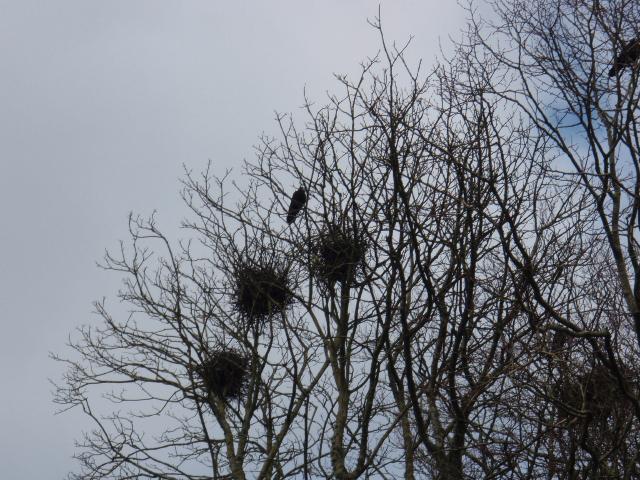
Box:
[0, 1, 471, 477]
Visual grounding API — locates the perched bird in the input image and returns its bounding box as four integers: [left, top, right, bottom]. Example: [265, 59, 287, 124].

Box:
[550, 330, 568, 354]
[609, 37, 640, 77]
[286, 187, 307, 224]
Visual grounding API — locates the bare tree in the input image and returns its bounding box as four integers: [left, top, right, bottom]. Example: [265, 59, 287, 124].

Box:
[54, 7, 640, 479]
[449, 0, 640, 476]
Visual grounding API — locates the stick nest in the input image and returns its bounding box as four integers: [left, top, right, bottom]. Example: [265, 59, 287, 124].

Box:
[231, 260, 293, 322]
[196, 349, 249, 401]
[311, 224, 367, 285]
[556, 363, 635, 421]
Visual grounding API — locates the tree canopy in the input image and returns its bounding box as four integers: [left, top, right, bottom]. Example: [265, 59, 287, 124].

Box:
[54, 2, 640, 478]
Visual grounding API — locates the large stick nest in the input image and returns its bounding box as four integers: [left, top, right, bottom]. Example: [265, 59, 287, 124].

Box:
[231, 259, 294, 322]
[555, 363, 635, 422]
[196, 348, 249, 401]
[311, 223, 367, 285]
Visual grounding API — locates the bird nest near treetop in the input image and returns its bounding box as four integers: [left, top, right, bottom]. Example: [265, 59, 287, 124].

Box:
[231, 259, 294, 323]
[555, 363, 636, 423]
[311, 224, 367, 286]
[196, 348, 250, 401]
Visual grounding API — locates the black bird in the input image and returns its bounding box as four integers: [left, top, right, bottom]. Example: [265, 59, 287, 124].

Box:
[286, 187, 307, 224]
[609, 37, 640, 77]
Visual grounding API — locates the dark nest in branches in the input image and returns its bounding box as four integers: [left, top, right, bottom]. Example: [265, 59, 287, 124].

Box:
[311, 223, 367, 286]
[231, 259, 294, 323]
[196, 349, 249, 401]
[556, 364, 635, 422]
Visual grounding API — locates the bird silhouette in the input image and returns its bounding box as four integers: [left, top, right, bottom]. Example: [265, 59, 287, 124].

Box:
[286, 187, 307, 224]
[609, 37, 640, 77]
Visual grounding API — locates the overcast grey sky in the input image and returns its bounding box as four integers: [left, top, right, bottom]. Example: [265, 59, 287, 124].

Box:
[0, 1, 471, 477]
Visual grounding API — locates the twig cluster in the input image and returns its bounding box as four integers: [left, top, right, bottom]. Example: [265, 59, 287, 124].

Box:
[196, 348, 250, 401]
[311, 223, 367, 286]
[230, 259, 293, 324]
